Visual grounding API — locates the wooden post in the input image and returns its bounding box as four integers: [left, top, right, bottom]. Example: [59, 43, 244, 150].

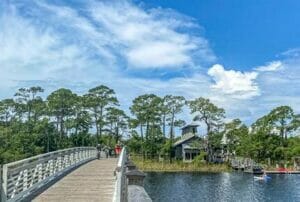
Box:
[125, 161, 137, 171]
[125, 170, 146, 187]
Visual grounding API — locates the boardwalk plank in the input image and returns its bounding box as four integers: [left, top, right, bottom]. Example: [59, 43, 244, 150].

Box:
[33, 158, 117, 202]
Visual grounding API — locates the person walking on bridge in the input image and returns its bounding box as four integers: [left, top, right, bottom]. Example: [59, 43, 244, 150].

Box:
[96, 144, 101, 159]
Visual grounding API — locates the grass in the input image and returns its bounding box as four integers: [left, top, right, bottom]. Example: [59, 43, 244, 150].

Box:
[131, 157, 231, 173]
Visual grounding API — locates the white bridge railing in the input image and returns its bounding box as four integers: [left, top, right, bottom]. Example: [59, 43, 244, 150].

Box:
[113, 147, 127, 202]
[0, 147, 97, 202]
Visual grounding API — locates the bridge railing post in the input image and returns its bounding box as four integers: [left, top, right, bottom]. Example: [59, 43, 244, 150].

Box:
[0, 164, 4, 202]
[113, 147, 128, 202]
[0, 164, 2, 202]
[1, 164, 7, 202]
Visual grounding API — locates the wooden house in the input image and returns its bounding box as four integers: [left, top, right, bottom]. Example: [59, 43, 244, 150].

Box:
[173, 122, 204, 162]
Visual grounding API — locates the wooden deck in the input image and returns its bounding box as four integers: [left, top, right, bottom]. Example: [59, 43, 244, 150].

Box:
[265, 170, 300, 174]
[32, 158, 118, 202]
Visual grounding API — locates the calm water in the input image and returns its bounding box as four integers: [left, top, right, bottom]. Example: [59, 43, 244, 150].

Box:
[144, 172, 300, 202]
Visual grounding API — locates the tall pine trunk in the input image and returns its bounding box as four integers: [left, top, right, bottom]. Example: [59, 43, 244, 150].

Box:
[140, 124, 144, 140]
[169, 111, 175, 163]
[94, 112, 100, 145]
[163, 114, 166, 137]
[140, 124, 145, 160]
[205, 119, 212, 162]
[99, 106, 103, 139]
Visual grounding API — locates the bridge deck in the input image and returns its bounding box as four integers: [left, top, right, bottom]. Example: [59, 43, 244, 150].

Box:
[33, 158, 118, 202]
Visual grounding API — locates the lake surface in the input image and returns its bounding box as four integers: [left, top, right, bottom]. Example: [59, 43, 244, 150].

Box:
[144, 172, 300, 202]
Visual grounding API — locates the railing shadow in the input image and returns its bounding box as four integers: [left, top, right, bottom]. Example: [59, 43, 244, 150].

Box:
[23, 158, 95, 202]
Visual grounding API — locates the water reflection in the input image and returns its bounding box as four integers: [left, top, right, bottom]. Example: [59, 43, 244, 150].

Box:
[144, 172, 300, 202]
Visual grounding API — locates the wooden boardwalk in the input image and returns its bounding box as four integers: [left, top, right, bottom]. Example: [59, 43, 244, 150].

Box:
[33, 158, 118, 202]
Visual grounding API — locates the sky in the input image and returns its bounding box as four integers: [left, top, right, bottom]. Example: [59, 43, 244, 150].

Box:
[1, 0, 300, 128]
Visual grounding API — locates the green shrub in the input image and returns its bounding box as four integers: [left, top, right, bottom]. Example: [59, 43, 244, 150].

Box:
[193, 151, 207, 165]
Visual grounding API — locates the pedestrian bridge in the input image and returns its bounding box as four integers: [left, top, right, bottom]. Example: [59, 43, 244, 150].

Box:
[0, 147, 131, 202]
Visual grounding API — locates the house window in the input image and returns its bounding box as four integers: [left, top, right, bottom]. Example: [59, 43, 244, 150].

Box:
[185, 153, 190, 160]
[191, 153, 197, 159]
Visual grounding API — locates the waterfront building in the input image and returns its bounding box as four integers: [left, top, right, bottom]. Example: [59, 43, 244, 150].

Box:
[173, 122, 205, 162]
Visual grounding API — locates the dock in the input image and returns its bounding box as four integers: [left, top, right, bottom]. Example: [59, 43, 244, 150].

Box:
[265, 171, 300, 174]
[231, 157, 263, 174]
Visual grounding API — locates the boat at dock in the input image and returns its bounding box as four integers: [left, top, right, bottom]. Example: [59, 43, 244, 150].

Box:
[244, 165, 264, 175]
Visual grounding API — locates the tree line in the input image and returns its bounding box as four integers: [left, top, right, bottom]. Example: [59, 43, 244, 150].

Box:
[0, 85, 300, 165]
[129, 96, 300, 166]
[0, 85, 127, 164]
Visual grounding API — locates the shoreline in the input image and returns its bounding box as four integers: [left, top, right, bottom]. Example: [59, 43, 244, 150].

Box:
[132, 159, 300, 174]
[141, 170, 232, 173]
[140, 168, 300, 174]
[132, 159, 231, 173]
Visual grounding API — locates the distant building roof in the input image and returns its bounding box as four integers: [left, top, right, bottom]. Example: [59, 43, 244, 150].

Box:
[181, 122, 199, 130]
[173, 133, 196, 147]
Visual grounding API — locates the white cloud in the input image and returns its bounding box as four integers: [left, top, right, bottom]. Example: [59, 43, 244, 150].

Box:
[281, 48, 300, 58]
[207, 64, 259, 99]
[255, 61, 283, 72]
[1, 0, 300, 127]
[0, 0, 215, 97]
[126, 42, 192, 68]
[0, 5, 95, 80]
[89, 0, 215, 68]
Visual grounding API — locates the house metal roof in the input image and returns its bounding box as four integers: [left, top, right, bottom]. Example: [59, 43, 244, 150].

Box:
[181, 121, 199, 130]
[173, 133, 196, 147]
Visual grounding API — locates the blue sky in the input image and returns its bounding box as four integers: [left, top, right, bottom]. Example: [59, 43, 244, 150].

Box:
[1, 0, 300, 128]
[141, 0, 300, 69]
